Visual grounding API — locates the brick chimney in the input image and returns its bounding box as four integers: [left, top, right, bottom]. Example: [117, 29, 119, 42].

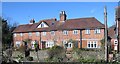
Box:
[30, 19, 35, 24]
[60, 11, 67, 22]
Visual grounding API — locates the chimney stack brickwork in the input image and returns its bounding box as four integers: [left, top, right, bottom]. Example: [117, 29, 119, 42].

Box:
[60, 11, 67, 22]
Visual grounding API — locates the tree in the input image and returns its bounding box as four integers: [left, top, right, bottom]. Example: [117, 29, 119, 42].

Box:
[2, 18, 17, 50]
[34, 40, 39, 61]
[22, 39, 31, 57]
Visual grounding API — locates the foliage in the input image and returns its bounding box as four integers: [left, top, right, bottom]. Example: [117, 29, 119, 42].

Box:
[2, 18, 17, 50]
[27, 56, 33, 61]
[68, 39, 78, 49]
[47, 45, 66, 62]
[100, 38, 105, 48]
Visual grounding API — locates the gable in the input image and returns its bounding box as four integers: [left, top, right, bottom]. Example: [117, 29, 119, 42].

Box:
[37, 22, 49, 28]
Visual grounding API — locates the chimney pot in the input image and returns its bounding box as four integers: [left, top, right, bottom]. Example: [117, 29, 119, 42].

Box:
[30, 19, 35, 24]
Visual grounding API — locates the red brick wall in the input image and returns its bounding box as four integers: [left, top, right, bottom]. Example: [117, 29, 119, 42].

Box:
[13, 32, 41, 48]
[80, 29, 104, 48]
[13, 29, 104, 49]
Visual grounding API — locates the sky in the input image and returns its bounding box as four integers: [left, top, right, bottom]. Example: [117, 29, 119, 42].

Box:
[2, 2, 119, 27]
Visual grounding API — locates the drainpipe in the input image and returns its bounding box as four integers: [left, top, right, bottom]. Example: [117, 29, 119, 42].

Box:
[80, 30, 82, 49]
[40, 32, 42, 49]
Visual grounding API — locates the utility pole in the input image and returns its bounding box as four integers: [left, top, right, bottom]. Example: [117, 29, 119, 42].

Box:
[104, 6, 108, 62]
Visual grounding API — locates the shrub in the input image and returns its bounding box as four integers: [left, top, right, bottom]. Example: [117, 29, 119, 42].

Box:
[27, 56, 33, 61]
[47, 45, 66, 62]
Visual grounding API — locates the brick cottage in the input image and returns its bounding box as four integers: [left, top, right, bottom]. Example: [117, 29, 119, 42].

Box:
[13, 11, 105, 50]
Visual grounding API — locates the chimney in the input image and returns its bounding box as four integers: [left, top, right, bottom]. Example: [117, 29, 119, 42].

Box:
[60, 11, 67, 22]
[30, 19, 35, 24]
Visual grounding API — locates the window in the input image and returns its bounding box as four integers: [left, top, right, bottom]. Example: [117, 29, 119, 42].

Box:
[42, 32, 46, 36]
[16, 41, 21, 48]
[93, 41, 97, 48]
[14, 33, 17, 37]
[67, 42, 72, 48]
[85, 29, 90, 34]
[87, 41, 97, 48]
[51, 31, 55, 35]
[94, 29, 100, 34]
[87, 41, 91, 48]
[63, 30, 68, 35]
[91, 42, 93, 48]
[20, 33, 23, 36]
[46, 41, 54, 48]
[41, 23, 44, 28]
[73, 30, 78, 34]
[36, 32, 40, 36]
[29, 32, 32, 36]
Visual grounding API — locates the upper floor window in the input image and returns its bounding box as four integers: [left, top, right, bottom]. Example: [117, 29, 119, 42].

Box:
[51, 31, 55, 35]
[94, 29, 101, 34]
[42, 32, 46, 36]
[85, 29, 90, 34]
[29, 32, 32, 36]
[20, 33, 23, 36]
[14, 33, 17, 37]
[73, 30, 78, 34]
[36, 32, 40, 36]
[63, 30, 68, 35]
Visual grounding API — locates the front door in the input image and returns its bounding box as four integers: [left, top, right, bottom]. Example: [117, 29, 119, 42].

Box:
[41, 41, 46, 49]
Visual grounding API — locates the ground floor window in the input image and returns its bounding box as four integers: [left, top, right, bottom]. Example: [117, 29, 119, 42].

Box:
[87, 41, 97, 48]
[67, 42, 73, 48]
[16, 41, 21, 48]
[46, 41, 54, 48]
[31, 41, 36, 49]
[63, 41, 73, 48]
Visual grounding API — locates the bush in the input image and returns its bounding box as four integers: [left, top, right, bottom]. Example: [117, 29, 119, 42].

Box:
[27, 56, 33, 61]
[47, 45, 66, 62]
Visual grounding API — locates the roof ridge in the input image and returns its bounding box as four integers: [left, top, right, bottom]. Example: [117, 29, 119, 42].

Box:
[66, 17, 95, 21]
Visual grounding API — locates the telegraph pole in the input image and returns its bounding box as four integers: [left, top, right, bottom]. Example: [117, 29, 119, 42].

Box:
[104, 6, 108, 62]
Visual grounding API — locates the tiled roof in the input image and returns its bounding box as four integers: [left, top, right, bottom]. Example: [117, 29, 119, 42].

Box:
[13, 17, 105, 33]
[108, 25, 116, 39]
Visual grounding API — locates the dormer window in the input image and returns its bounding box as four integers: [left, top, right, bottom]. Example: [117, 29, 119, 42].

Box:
[51, 22, 55, 25]
[41, 23, 44, 28]
[37, 22, 48, 28]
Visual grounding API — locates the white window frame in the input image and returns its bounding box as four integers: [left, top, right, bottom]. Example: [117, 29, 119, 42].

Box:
[87, 41, 97, 48]
[14, 33, 17, 37]
[67, 42, 73, 48]
[41, 23, 44, 28]
[51, 31, 55, 35]
[46, 41, 54, 48]
[29, 32, 32, 36]
[73, 30, 78, 34]
[87, 41, 91, 48]
[16, 41, 21, 47]
[63, 30, 68, 35]
[94, 29, 101, 34]
[20, 33, 23, 36]
[42, 32, 46, 36]
[36, 32, 40, 36]
[93, 41, 97, 48]
[85, 29, 90, 34]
